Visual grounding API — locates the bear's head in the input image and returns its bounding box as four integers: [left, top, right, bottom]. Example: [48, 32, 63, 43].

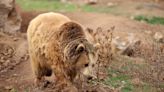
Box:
[64, 40, 99, 80]
[59, 22, 99, 80]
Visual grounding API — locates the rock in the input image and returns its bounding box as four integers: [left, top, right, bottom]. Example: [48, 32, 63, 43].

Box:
[60, 0, 67, 3]
[112, 73, 117, 77]
[0, 0, 21, 33]
[131, 78, 143, 85]
[107, 2, 116, 7]
[121, 40, 141, 56]
[13, 74, 18, 77]
[7, 48, 14, 55]
[24, 55, 29, 61]
[3, 59, 10, 66]
[130, 16, 134, 20]
[13, 38, 18, 41]
[111, 36, 128, 54]
[154, 32, 164, 43]
[111, 33, 141, 56]
[0, 56, 4, 60]
[86, 0, 97, 5]
[0, 59, 5, 63]
[4, 85, 13, 90]
[144, 30, 152, 35]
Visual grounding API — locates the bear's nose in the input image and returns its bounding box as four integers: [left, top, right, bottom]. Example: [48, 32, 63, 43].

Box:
[87, 76, 93, 80]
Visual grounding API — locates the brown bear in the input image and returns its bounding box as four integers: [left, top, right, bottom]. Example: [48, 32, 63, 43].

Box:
[27, 12, 99, 91]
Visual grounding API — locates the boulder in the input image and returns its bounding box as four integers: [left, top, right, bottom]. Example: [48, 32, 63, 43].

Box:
[0, 0, 21, 33]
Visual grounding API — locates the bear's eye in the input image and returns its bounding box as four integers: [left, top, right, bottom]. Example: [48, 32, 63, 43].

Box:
[78, 47, 84, 53]
[84, 63, 89, 67]
[92, 64, 95, 67]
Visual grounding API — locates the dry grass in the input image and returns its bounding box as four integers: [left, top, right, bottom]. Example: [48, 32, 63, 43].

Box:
[87, 26, 164, 92]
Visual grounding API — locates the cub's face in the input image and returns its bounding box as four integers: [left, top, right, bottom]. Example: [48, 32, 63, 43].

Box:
[64, 41, 99, 80]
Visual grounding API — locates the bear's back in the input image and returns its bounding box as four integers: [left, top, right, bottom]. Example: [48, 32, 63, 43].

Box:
[27, 12, 71, 42]
[27, 12, 71, 51]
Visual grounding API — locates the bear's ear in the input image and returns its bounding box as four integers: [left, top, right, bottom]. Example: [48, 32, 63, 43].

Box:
[76, 43, 85, 53]
[86, 27, 94, 34]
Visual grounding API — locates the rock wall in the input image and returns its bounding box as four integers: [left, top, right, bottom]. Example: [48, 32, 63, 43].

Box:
[0, 0, 21, 33]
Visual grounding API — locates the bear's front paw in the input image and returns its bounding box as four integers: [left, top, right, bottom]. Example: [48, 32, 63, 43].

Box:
[34, 78, 50, 89]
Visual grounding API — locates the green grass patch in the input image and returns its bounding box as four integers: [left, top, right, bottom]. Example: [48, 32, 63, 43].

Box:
[100, 55, 158, 92]
[16, 0, 115, 13]
[103, 68, 134, 92]
[121, 83, 134, 92]
[16, 0, 78, 12]
[134, 15, 164, 25]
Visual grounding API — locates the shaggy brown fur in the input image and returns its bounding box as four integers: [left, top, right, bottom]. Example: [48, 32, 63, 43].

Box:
[27, 12, 98, 91]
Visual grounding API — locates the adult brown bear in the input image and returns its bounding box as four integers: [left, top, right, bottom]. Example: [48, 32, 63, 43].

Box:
[27, 12, 99, 91]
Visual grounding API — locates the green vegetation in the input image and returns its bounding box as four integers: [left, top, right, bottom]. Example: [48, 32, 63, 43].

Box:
[16, 0, 115, 13]
[16, 0, 77, 12]
[103, 68, 134, 92]
[100, 56, 158, 92]
[134, 15, 164, 25]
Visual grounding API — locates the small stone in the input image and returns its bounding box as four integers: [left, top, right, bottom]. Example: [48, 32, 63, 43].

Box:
[6, 60, 10, 63]
[0, 59, 5, 63]
[13, 38, 18, 41]
[3, 52, 8, 56]
[154, 32, 163, 43]
[3, 60, 10, 66]
[131, 78, 142, 85]
[130, 16, 134, 20]
[145, 30, 152, 35]
[121, 81, 126, 84]
[16, 60, 20, 64]
[0, 56, 4, 60]
[24, 55, 29, 61]
[60, 0, 67, 3]
[8, 48, 13, 54]
[86, 0, 97, 5]
[4, 85, 13, 90]
[112, 73, 117, 77]
[107, 2, 116, 7]
[13, 74, 18, 77]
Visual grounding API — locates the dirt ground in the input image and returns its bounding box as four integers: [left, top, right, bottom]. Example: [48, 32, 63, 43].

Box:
[0, 0, 164, 92]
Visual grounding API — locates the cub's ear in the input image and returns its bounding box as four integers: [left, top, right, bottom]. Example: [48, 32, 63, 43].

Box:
[76, 43, 85, 53]
[94, 43, 100, 51]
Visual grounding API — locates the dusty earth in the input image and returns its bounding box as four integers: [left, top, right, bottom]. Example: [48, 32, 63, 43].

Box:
[0, 11, 163, 92]
[0, 0, 164, 92]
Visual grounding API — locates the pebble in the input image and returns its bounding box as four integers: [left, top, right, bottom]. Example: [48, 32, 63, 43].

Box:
[8, 48, 13, 54]
[3, 60, 10, 66]
[107, 2, 116, 7]
[13, 38, 18, 41]
[154, 32, 163, 43]
[4, 85, 13, 90]
[13, 74, 18, 77]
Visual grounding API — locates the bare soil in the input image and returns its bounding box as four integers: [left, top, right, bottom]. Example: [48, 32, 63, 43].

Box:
[0, 0, 164, 91]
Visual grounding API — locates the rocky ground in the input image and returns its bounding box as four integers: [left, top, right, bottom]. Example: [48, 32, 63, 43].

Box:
[0, 0, 164, 92]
